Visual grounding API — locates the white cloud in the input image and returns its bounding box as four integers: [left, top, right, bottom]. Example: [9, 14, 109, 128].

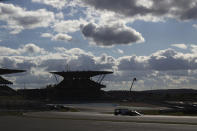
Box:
[117, 49, 124, 54]
[117, 48, 197, 71]
[32, 0, 68, 9]
[192, 24, 197, 29]
[190, 44, 197, 54]
[171, 44, 187, 49]
[55, 12, 64, 19]
[136, 0, 153, 9]
[19, 43, 47, 55]
[41, 32, 72, 42]
[68, 7, 79, 16]
[0, 43, 46, 56]
[148, 49, 192, 71]
[0, 3, 55, 34]
[81, 23, 145, 46]
[41, 33, 53, 38]
[53, 19, 85, 33]
[0, 46, 20, 56]
[52, 33, 72, 41]
[82, 0, 197, 21]
[117, 55, 147, 71]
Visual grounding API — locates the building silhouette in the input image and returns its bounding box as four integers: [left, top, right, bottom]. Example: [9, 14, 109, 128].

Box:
[48, 71, 113, 100]
[0, 68, 25, 96]
[19, 70, 113, 100]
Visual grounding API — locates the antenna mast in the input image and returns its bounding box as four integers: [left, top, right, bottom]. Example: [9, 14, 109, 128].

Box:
[130, 77, 137, 92]
[66, 64, 70, 71]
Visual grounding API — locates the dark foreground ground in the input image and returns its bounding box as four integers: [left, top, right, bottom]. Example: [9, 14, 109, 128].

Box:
[1, 115, 197, 131]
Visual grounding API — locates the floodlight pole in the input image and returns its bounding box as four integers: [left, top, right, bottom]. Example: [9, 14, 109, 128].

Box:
[129, 78, 137, 101]
[130, 78, 137, 92]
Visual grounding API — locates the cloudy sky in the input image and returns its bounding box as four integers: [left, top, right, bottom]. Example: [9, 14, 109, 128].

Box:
[1, 0, 197, 91]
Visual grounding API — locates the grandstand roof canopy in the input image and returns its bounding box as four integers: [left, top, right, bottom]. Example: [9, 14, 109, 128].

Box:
[50, 71, 113, 78]
[0, 76, 13, 84]
[0, 68, 26, 75]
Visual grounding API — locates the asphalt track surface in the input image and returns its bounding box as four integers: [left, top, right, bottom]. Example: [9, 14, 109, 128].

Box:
[1, 111, 197, 131]
[24, 111, 197, 125]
